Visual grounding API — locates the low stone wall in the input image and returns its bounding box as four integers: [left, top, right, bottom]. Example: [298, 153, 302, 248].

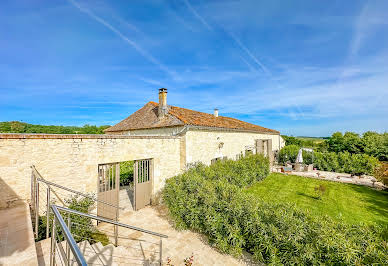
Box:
[0, 134, 183, 206]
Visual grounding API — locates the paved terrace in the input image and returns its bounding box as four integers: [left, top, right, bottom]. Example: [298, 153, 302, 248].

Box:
[0, 202, 38, 266]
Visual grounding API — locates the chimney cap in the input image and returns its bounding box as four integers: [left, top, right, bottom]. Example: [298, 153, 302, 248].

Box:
[159, 88, 167, 93]
[214, 108, 219, 117]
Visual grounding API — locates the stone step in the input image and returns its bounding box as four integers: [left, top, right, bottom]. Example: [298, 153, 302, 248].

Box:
[36, 228, 161, 266]
[35, 238, 67, 266]
[73, 240, 107, 265]
[0, 201, 39, 266]
[35, 238, 51, 266]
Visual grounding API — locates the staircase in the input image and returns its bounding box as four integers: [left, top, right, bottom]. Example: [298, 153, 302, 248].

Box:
[36, 238, 160, 266]
[30, 167, 166, 265]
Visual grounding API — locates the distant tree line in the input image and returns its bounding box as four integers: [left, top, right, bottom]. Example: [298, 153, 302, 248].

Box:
[0, 121, 111, 134]
[281, 135, 327, 151]
[282, 131, 388, 162]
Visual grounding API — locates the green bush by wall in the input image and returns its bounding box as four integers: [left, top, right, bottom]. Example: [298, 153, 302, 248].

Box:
[162, 154, 388, 265]
[37, 195, 109, 245]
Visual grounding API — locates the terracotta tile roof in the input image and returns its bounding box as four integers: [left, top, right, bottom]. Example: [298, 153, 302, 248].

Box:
[105, 101, 279, 134]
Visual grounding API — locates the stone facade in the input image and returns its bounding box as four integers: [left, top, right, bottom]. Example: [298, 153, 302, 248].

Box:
[0, 129, 284, 207]
[0, 134, 182, 205]
[184, 128, 283, 165]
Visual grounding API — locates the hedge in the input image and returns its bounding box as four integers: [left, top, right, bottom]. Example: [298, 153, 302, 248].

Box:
[163, 155, 388, 265]
[279, 145, 379, 175]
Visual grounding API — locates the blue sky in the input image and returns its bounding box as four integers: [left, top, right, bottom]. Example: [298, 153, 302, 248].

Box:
[1, 0, 387, 136]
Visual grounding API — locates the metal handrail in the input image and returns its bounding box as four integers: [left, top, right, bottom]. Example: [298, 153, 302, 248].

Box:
[54, 205, 168, 238]
[36, 177, 125, 210]
[51, 205, 87, 266]
[31, 165, 123, 210]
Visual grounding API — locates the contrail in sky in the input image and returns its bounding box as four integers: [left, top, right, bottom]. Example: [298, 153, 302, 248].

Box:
[183, 0, 271, 76]
[183, 0, 212, 30]
[67, 0, 178, 80]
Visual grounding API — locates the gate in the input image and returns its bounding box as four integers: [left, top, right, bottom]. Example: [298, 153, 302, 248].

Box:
[134, 159, 153, 211]
[97, 163, 120, 220]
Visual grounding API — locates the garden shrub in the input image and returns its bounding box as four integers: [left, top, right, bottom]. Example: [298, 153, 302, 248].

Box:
[314, 152, 379, 175]
[163, 155, 388, 264]
[278, 145, 299, 164]
[302, 150, 314, 165]
[374, 162, 388, 186]
[337, 151, 353, 173]
[279, 146, 379, 175]
[37, 195, 109, 245]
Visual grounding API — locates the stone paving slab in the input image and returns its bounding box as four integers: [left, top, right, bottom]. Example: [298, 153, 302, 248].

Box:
[0, 202, 38, 266]
[281, 169, 386, 189]
[98, 206, 248, 266]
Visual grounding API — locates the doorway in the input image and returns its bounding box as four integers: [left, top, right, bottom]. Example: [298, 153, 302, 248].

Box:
[118, 161, 135, 214]
[97, 159, 153, 218]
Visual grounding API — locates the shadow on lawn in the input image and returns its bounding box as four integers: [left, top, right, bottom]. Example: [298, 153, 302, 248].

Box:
[296, 191, 321, 200]
[348, 184, 388, 238]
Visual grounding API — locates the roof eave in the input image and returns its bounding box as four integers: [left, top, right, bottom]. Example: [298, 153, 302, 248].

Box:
[185, 125, 279, 135]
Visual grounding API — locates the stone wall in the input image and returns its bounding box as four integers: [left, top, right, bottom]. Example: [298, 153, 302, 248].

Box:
[0, 134, 182, 205]
[185, 129, 284, 165]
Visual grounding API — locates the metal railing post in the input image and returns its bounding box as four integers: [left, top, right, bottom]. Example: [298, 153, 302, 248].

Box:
[51, 205, 87, 266]
[31, 171, 36, 238]
[35, 181, 39, 239]
[114, 207, 119, 246]
[31, 172, 34, 210]
[66, 214, 71, 266]
[50, 217, 56, 266]
[46, 187, 51, 239]
[159, 237, 163, 266]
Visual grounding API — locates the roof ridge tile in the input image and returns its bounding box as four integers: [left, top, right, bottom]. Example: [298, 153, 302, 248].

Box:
[105, 101, 279, 134]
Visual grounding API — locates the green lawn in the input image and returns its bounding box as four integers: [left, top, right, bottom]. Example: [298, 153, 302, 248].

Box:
[246, 173, 388, 227]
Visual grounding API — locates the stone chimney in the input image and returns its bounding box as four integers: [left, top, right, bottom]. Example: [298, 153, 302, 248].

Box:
[158, 88, 168, 117]
[214, 108, 219, 117]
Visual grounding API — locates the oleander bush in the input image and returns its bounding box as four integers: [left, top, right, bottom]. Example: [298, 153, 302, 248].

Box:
[163, 155, 388, 264]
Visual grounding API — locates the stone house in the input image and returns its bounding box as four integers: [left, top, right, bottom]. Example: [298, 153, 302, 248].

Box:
[0, 88, 285, 264]
[105, 88, 285, 166]
[0, 88, 284, 208]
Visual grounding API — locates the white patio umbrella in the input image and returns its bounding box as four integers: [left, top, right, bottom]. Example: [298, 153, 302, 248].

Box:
[296, 148, 313, 163]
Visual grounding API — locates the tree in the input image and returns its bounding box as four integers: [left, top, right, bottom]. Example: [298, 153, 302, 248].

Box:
[342, 132, 363, 154]
[327, 132, 345, 153]
[0, 121, 111, 135]
[282, 136, 302, 146]
[362, 132, 388, 161]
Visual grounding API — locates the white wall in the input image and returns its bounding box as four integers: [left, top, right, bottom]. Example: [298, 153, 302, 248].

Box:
[185, 129, 283, 165]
